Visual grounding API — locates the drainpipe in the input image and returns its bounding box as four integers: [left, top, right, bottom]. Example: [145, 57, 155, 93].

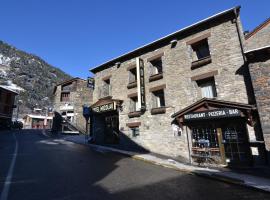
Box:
[233, 8, 246, 62]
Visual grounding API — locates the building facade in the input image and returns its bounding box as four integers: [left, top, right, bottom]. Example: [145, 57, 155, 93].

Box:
[53, 78, 93, 132]
[23, 114, 53, 129]
[0, 85, 18, 130]
[89, 7, 266, 167]
[245, 18, 270, 163]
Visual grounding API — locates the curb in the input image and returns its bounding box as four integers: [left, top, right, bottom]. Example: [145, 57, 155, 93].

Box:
[62, 137, 270, 193]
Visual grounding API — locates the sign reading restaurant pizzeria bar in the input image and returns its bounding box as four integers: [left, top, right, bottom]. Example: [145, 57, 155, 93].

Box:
[92, 102, 115, 113]
[136, 57, 146, 110]
[183, 108, 241, 121]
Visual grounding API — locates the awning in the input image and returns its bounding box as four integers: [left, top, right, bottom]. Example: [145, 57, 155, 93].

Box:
[171, 98, 256, 124]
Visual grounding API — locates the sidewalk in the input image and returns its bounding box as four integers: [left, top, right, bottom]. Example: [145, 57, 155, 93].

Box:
[62, 134, 270, 193]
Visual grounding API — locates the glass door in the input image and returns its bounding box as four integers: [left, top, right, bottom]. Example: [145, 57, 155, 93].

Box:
[221, 122, 252, 166]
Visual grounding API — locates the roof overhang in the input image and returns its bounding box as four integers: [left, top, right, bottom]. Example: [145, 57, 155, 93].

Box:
[0, 85, 19, 95]
[91, 96, 123, 113]
[245, 45, 270, 62]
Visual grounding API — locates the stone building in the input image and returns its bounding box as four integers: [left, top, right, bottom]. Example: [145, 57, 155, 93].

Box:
[23, 114, 53, 129]
[0, 85, 18, 130]
[245, 18, 270, 163]
[53, 78, 93, 132]
[245, 18, 270, 50]
[89, 6, 266, 167]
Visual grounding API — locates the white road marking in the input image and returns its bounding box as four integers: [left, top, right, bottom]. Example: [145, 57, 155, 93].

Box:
[0, 133, 18, 200]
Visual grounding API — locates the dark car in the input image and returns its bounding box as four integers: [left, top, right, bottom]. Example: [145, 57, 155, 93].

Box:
[12, 121, 23, 130]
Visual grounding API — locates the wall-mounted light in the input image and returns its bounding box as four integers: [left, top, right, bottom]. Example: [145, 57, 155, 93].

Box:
[170, 39, 177, 48]
[115, 62, 121, 68]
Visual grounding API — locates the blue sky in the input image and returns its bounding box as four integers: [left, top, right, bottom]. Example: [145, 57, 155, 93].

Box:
[0, 0, 269, 78]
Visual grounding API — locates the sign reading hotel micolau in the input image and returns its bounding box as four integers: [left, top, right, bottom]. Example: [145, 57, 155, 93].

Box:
[92, 102, 115, 113]
[136, 58, 146, 110]
[183, 108, 241, 121]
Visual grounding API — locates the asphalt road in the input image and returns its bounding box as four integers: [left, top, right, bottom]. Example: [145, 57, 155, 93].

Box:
[0, 130, 269, 200]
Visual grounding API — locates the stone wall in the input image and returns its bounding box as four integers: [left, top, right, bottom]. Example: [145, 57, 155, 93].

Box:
[92, 15, 251, 160]
[248, 56, 270, 152]
[245, 19, 270, 50]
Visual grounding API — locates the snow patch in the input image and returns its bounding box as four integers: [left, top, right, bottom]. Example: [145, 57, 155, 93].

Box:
[3, 80, 25, 92]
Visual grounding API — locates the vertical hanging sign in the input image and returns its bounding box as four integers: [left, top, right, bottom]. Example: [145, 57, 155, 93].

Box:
[136, 57, 146, 111]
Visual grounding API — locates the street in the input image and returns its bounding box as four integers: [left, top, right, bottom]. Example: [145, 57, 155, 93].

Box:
[0, 130, 269, 200]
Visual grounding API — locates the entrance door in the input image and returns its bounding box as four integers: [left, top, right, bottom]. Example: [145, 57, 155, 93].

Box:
[221, 121, 252, 166]
[104, 115, 119, 144]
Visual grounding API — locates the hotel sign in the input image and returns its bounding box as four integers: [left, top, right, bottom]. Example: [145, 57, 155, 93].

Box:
[92, 102, 115, 113]
[183, 108, 241, 121]
[136, 58, 146, 110]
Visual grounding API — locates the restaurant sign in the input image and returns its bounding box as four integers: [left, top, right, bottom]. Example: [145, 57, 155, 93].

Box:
[92, 102, 115, 113]
[183, 108, 241, 121]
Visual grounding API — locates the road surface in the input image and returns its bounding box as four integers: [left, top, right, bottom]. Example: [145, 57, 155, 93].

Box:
[0, 130, 269, 200]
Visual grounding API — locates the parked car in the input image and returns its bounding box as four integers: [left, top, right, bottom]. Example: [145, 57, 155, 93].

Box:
[12, 121, 23, 130]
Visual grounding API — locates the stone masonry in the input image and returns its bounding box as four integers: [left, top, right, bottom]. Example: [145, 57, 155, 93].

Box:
[245, 18, 270, 164]
[90, 8, 255, 162]
[245, 18, 270, 51]
[53, 78, 93, 132]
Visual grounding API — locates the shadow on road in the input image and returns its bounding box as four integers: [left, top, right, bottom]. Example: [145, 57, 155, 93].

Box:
[1, 130, 269, 200]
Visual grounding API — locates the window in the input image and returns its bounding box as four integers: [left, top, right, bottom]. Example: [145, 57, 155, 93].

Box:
[60, 92, 70, 102]
[152, 90, 165, 108]
[129, 96, 139, 112]
[191, 39, 210, 61]
[101, 78, 111, 97]
[150, 58, 163, 75]
[197, 78, 217, 98]
[61, 83, 72, 92]
[129, 68, 137, 83]
[131, 127, 139, 137]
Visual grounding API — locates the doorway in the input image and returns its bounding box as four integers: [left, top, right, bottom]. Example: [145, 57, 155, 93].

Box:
[221, 120, 252, 166]
[104, 113, 119, 144]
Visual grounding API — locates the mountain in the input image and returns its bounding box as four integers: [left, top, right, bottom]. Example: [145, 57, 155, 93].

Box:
[0, 40, 72, 117]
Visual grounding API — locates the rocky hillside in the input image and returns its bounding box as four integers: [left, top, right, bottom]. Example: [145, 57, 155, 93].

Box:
[0, 40, 72, 116]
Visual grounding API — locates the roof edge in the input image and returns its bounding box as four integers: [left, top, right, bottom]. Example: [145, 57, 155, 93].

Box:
[0, 85, 19, 95]
[90, 6, 240, 74]
[244, 45, 270, 54]
[245, 17, 270, 40]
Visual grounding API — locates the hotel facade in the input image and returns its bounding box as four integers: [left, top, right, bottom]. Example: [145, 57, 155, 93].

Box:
[89, 7, 267, 167]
